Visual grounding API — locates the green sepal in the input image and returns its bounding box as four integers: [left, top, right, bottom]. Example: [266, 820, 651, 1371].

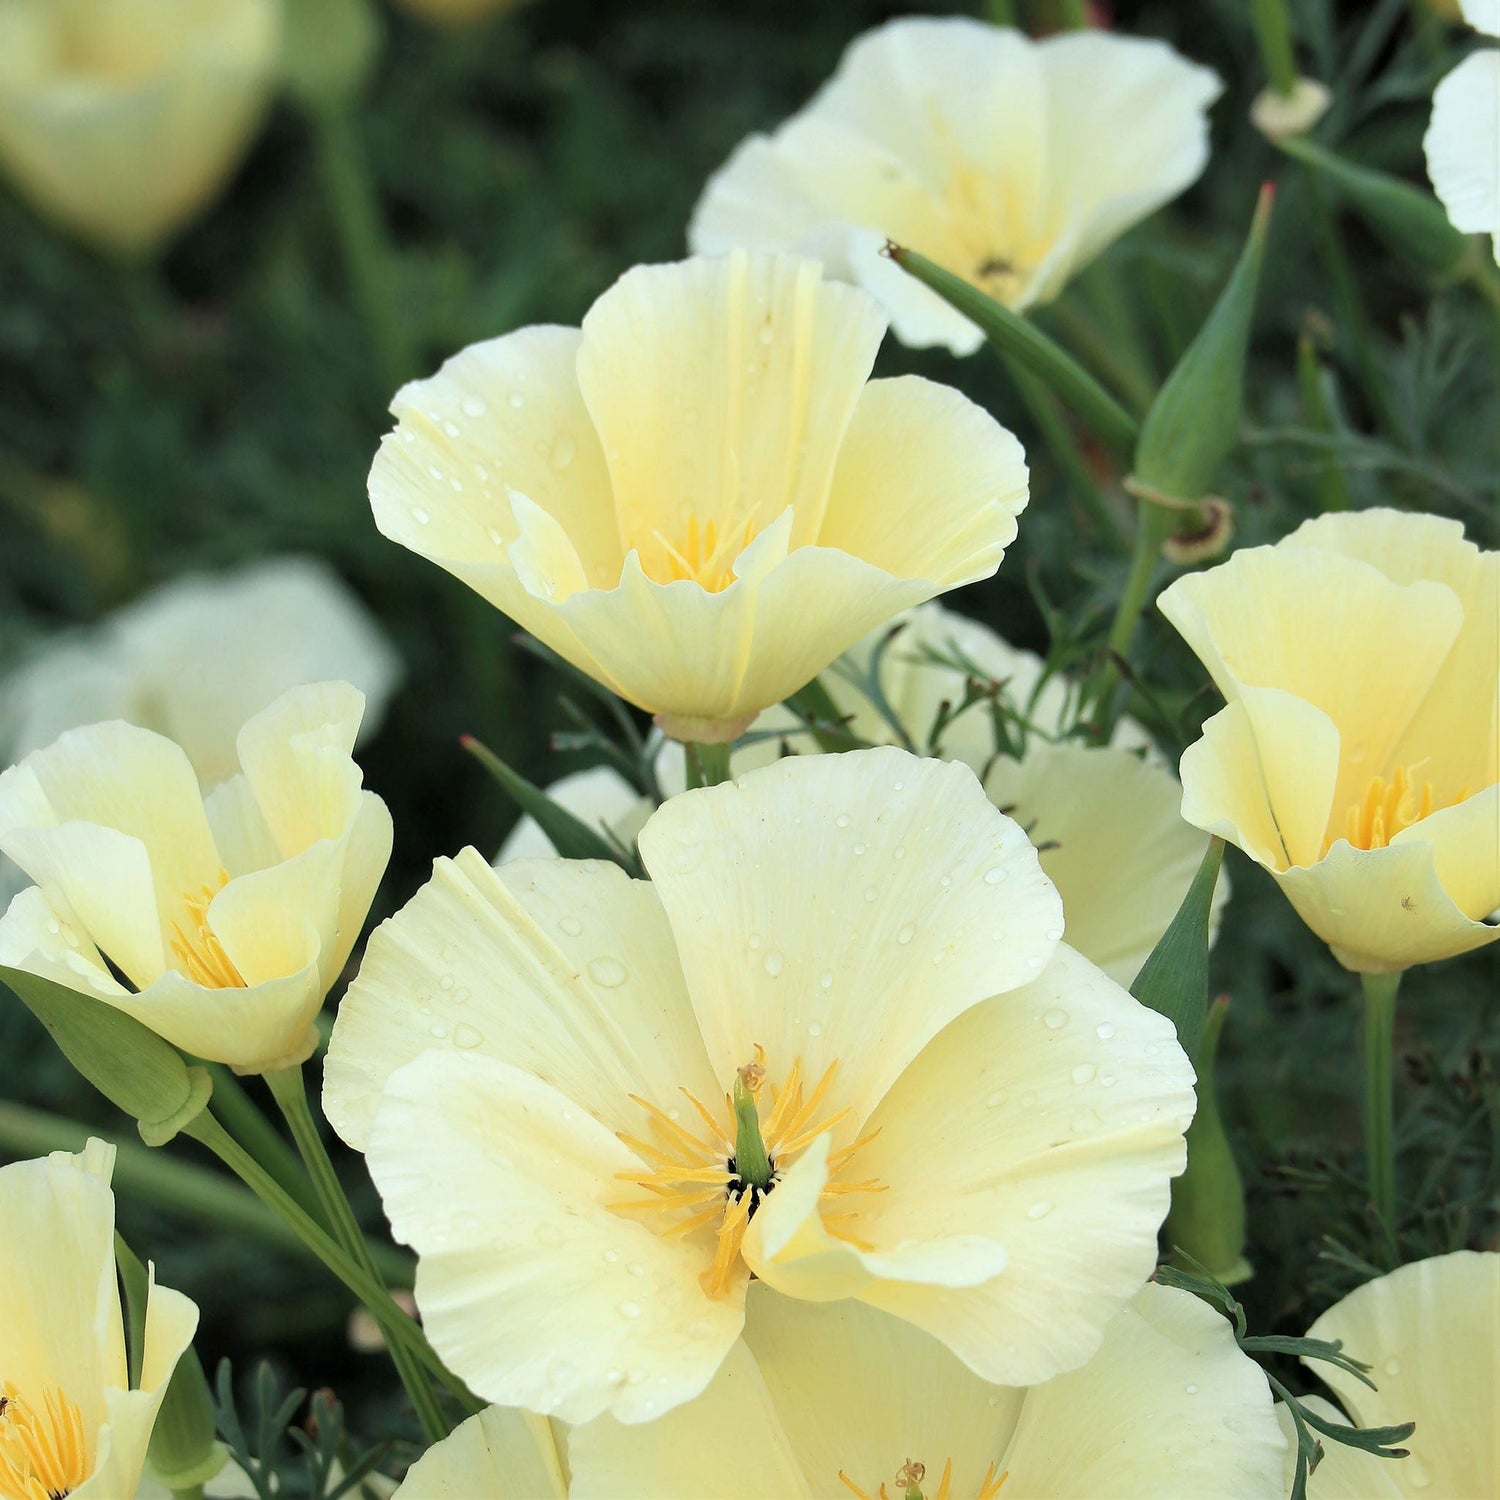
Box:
[884, 244, 1140, 455]
[280, 0, 384, 112]
[1129, 837, 1224, 1058]
[1, 966, 213, 1145]
[1165, 997, 1251, 1285]
[1275, 136, 1470, 277]
[1133, 186, 1274, 506]
[146, 1346, 230, 1496]
[460, 734, 635, 868]
[114, 1231, 150, 1390]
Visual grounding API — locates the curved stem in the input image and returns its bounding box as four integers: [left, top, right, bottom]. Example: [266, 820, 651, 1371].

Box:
[206, 1065, 322, 1223]
[1361, 970, 1402, 1240]
[1092, 497, 1176, 731]
[263, 1067, 451, 1444]
[685, 741, 733, 788]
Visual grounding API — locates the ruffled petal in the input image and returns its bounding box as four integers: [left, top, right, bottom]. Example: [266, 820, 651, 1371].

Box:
[1425, 49, 1500, 261]
[638, 748, 1062, 1135]
[392, 1406, 566, 1498]
[367, 1052, 743, 1424]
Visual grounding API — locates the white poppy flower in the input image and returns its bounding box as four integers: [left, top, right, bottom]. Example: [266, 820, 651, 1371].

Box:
[0, 1141, 197, 1500]
[690, 18, 1222, 354]
[1425, 0, 1500, 263]
[1284, 1250, 1498, 1498]
[0, 682, 392, 1073]
[326, 747, 1196, 1424]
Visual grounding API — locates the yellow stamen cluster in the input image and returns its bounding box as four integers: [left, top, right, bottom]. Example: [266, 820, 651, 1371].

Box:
[0, 1384, 90, 1500]
[646, 514, 757, 593]
[614, 1047, 884, 1295]
[168, 870, 247, 989]
[1332, 766, 1470, 854]
[838, 1456, 1009, 1500]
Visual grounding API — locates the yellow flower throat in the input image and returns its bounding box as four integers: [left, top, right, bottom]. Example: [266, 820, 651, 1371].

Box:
[645, 514, 757, 594]
[614, 1047, 884, 1295]
[168, 870, 246, 989]
[840, 1457, 1009, 1500]
[0, 1384, 89, 1500]
[1331, 766, 1470, 855]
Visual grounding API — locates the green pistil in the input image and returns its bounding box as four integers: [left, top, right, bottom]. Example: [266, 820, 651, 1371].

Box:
[731, 1069, 773, 1191]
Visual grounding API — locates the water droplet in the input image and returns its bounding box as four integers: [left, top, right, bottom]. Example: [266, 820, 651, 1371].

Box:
[627, 1262, 646, 1278]
[807, 1021, 824, 1038]
[1145, 1042, 1161, 1058]
[486, 526, 505, 546]
[985, 1089, 1007, 1109]
[1026, 1200, 1053, 1220]
[863, 886, 878, 903]
[984, 866, 1007, 884]
[1096, 1022, 1116, 1040]
[1184, 1383, 1199, 1395]
[461, 394, 488, 417]
[763, 951, 784, 978]
[409, 505, 431, 525]
[429, 1023, 449, 1040]
[938, 875, 952, 889]
[747, 932, 763, 951]
[896, 922, 916, 945]
[617, 1301, 642, 1320]
[819, 969, 834, 991]
[893, 780, 904, 792]
[1383, 1358, 1401, 1377]
[893, 845, 906, 860]
[453, 1023, 483, 1049]
[602, 1250, 619, 1265]
[535, 1223, 563, 1248]
[439, 974, 455, 991]
[1045, 927, 1063, 942]
[44, 918, 60, 935]
[835, 814, 850, 828]
[852, 842, 867, 856]
[448, 476, 463, 493]
[588, 956, 628, 987]
[1100, 1074, 1117, 1088]
[559, 915, 583, 936]
[454, 987, 470, 1003]
[1043, 1008, 1068, 1030]
[1027, 955, 1045, 969]
[508, 392, 525, 409]
[549, 434, 576, 470]
[1071, 1063, 1097, 1085]
[758, 324, 774, 345]
[442, 420, 460, 438]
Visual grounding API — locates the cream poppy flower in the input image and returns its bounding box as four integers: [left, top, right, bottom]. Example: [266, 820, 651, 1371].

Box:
[325, 747, 1196, 1423]
[1158, 509, 1499, 974]
[1425, 0, 1500, 263]
[0, 682, 392, 1073]
[368, 251, 1028, 743]
[0, 1141, 198, 1500]
[500, 603, 1222, 987]
[1280, 1251, 1499, 1498]
[0, 0, 281, 256]
[688, 18, 1222, 355]
[1, 558, 401, 791]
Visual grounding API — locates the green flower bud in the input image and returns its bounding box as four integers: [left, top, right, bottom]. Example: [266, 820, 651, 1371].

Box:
[146, 1347, 229, 1496]
[2, 966, 212, 1147]
[1165, 998, 1251, 1285]
[1133, 185, 1274, 509]
[281, 0, 384, 112]
[1275, 136, 1470, 278]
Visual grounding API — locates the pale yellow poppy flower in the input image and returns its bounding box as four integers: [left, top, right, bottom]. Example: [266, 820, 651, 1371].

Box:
[1158, 509, 1499, 973]
[0, 0, 281, 256]
[500, 603, 1222, 987]
[1279, 1251, 1498, 1498]
[368, 251, 1029, 743]
[1425, 0, 1500, 263]
[689, 19, 1222, 355]
[0, 1141, 198, 1500]
[326, 747, 1195, 1423]
[394, 1282, 1286, 1499]
[0, 682, 392, 1073]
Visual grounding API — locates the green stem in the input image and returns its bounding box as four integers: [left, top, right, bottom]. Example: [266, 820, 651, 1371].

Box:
[1361, 970, 1401, 1239]
[1003, 354, 1129, 552]
[206, 1066, 322, 1222]
[1094, 498, 1176, 727]
[310, 105, 414, 393]
[264, 1068, 451, 1444]
[685, 741, 734, 788]
[1251, 0, 1299, 94]
[181, 1110, 475, 1414]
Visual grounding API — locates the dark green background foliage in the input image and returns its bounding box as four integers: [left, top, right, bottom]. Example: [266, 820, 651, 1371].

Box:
[0, 0, 1495, 1469]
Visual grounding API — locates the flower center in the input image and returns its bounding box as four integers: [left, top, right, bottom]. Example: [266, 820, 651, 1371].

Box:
[0, 1384, 90, 1500]
[168, 870, 246, 990]
[642, 514, 756, 593]
[839, 1458, 1008, 1500]
[1330, 766, 1471, 854]
[613, 1047, 885, 1296]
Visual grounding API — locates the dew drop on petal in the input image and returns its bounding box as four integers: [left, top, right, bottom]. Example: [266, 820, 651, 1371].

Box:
[461, 394, 488, 417]
[818, 969, 834, 991]
[1384, 1358, 1401, 1376]
[429, 1024, 449, 1040]
[439, 974, 455, 991]
[1096, 1022, 1116, 1040]
[852, 842, 867, 856]
[617, 1301, 642, 1320]
[864, 886, 878, 903]
[1026, 1200, 1053, 1220]
[442, 420, 460, 438]
[1101, 1073, 1117, 1088]
[588, 956, 628, 987]
[409, 506, 431, 525]
[602, 1250, 619, 1265]
[508, 392, 525, 409]
[983, 866, 1007, 885]
[896, 923, 916, 945]
[486, 526, 505, 546]
[835, 814, 850, 829]
[807, 1021, 823, 1038]
[549, 434, 576, 470]
[1071, 1063, 1097, 1085]
[1043, 1008, 1068, 1030]
[763, 951, 784, 978]
[559, 915, 583, 937]
[985, 1090, 1007, 1109]
[453, 1023, 483, 1049]
[627, 1263, 646, 1278]
[1045, 927, 1063, 942]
